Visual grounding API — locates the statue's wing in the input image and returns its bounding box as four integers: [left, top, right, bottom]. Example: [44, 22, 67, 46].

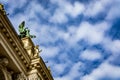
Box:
[19, 21, 25, 28]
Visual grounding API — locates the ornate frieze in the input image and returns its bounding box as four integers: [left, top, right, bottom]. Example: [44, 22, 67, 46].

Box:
[0, 21, 29, 69]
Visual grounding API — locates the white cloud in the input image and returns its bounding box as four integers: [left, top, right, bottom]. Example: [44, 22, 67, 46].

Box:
[103, 39, 120, 54]
[49, 11, 68, 24]
[48, 21, 110, 47]
[7, 0, 50, 34]
[64, 1, 85, 18]
[50, 0, 120, 22]
[36, 25, 64, 44]
[80, 50, 102, 61]
[53, 63, 67, 76]
[48, 53, 73, 77]
[54, 62, 82, 80]
[2, 0, 120, 80]
[84, 0, 111, 17]
[106, 0, 120, 21]
[40, 46, 60, 58]
[81, 62, 120, 80]
[69, 62, 82, 78]
[4, 0, 27, 14]
[5, 0, 111, 46]
[84, 1, 103, 17]
[25, 1, 50, 19]
[64, 21, 110, 45]
[49, 0, 85, 23]
[83, 0, 120, 21]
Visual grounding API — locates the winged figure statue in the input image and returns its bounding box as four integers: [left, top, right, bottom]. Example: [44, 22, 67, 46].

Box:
[18, 21, 36, 38]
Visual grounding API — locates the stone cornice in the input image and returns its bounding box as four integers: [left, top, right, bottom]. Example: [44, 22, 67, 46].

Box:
[0, 8, 31, 75]
[28, 57, 53, 80]
[39, 57, 53, 80]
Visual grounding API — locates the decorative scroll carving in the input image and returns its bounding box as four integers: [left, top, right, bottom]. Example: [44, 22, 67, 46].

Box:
[28, 73, 41, 80]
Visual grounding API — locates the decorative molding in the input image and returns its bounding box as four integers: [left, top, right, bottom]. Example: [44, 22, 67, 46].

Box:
[0, 21, 29, 69]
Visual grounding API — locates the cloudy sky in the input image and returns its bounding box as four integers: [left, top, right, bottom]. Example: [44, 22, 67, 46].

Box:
[1, 0, 120, 80]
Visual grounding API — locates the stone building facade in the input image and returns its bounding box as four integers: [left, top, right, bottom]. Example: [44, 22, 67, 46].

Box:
[0, 3, 53, 80]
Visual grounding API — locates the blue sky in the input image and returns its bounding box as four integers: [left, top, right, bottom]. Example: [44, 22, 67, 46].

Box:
[1, 0, 120, 80]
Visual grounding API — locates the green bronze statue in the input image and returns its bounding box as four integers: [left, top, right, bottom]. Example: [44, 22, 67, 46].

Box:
[18, 21, 36, 38]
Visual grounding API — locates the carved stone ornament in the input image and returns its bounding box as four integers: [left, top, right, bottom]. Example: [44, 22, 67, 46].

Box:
[0, 57, 9, 66]
[0, 58, 12, 80]
[28, 73, 41, 80]
[0, 3, 4, 10]
[33, 45, 41, 58]
[0, 3, 6, 15]
[16, 73, 26, 80]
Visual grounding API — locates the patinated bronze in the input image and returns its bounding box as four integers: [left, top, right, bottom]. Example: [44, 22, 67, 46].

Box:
[18, 21, 36, 38]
